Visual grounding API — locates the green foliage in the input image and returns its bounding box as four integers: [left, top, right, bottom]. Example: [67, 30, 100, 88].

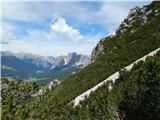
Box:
[118, 55, 160, 120]
[1, 78, 40, 119]
[1, 2, 160, 119]
[29, 65, 81, 86]
[56, 51, 160, 120]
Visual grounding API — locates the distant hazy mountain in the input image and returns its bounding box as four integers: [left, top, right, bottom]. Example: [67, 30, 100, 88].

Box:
[1, 51, 90, 84]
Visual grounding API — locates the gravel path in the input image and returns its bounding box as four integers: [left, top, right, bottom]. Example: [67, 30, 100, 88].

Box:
[72, 48, 160, 106]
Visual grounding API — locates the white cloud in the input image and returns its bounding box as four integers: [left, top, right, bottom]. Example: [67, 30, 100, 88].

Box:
[51, 17, 83, 42]
[1, 17, 102, 56]
[0, 22, 18, 44]
[2, 34, 100, 56]
[2, 1, 150, 34]
[1, 2, 94, 23]
[1, 1, 151, 56]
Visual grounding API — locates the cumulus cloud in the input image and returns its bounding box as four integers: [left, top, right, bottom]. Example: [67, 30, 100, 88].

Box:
[2, 2, 150, 35]
[51, 17, 83, 42]
[1, 18, 102, 56]
[2, 31, 101, 56]
[1, 1, 151, 56]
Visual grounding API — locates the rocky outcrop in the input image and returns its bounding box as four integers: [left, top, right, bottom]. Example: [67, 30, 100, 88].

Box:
[155, 9, 160, 16]
[116, 6, 147, 35]
[63, 52, 90, 67]
[48, 79, 61, 90]
[91, 35, 115, 61]
[116, 5, 160, 35]
[91, 38, 105, 61]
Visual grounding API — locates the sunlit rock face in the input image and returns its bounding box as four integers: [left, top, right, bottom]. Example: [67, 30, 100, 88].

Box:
[91, 38, 105, 62]
[116, 5, 160, 35]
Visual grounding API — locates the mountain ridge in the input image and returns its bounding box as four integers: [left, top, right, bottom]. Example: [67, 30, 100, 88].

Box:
[1, 51, 90, 85]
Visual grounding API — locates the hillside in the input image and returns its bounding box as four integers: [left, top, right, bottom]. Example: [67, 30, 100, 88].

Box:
[72, 48, 160, 106]
[1, 1, 160, 120]
[62, 50, 160, 120]
[35, 1, 160, 104]
[2, 51, 160, 119]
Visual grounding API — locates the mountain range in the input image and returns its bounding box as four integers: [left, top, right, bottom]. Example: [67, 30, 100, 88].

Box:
[1, 51, 90, 85]
[1, 1, 160, 120]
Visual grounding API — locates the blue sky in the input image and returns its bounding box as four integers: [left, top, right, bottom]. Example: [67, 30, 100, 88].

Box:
[1, 1, 151, 56]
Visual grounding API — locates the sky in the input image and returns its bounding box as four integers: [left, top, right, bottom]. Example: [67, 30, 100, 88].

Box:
[1, 0, 151, 56]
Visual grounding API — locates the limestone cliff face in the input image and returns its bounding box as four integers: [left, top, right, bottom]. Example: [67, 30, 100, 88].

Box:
[91, 38, 105, 61]
[116, 5, 160, 35]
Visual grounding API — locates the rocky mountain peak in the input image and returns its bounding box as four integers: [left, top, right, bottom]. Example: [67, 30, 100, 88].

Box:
[116, 3, 160, 35]
[63, 52, 90, 67]
[2, 51, 90, 71]
[68, 52, 77, 56]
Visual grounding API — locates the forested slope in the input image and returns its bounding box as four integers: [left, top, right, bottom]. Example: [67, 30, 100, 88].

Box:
[57, 50, 160, 120]
[68, 50, 160, 120]
[33, 1, 160, 105]
[1, 1, 160, 120]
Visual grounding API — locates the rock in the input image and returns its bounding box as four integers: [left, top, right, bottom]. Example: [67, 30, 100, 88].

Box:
[155, 10, 160, 16]
[116, 6, 149, 35]
[142, 16, 147, 23]
[48, 79, 61, 90]
[38, 89, 44, 95]
[114, 46, 117, 49]
[91, 38, 105, 61]
[146, 9, 152, 16]
[127, 6, 141, 20]
[1, 83, 10, 90]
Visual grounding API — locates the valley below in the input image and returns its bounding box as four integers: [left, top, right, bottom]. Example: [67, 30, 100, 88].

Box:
[1, 51, 90, 86]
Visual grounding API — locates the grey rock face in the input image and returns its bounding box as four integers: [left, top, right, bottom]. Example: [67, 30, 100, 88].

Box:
[1, 51, 90, 71]
[155, 9, 160, 16]
[116, 6, 147, 35]
[91, 38, 105, 61]
[51, 52, 90, 69]
[91, 35, 115, 62]
[116, 5, 160, 36]
[1, 83, 10, 90]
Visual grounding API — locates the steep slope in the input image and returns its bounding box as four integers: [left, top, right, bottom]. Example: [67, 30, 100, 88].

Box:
[39, 1, 160, 105]
[69, 51, 160, 120]
[72, 48, 160, 106]
[2, 51, 160, 120]
[91, 2, 160, 61]
[64, 51, 160, 120]
[1, 1, 160, 119]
